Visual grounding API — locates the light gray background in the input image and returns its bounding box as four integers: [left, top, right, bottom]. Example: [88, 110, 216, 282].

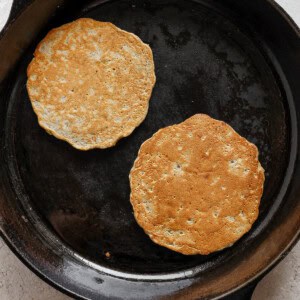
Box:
[0, 0, 299, 299]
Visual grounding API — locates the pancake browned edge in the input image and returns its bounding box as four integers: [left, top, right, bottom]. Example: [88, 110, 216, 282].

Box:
[129, 114, 265, 255]
[27, 18, 156, 150]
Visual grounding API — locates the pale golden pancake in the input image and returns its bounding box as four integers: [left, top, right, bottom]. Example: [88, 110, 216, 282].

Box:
[27, 18, 156, 150]
[130, 114, 265, 255]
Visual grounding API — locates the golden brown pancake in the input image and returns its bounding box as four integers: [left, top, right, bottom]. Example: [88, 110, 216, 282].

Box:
[130, 114, 265, 255]
[27, 18, 156, 150]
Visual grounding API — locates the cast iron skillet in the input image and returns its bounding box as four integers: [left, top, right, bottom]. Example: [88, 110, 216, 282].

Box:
[0, 0, 299, 299]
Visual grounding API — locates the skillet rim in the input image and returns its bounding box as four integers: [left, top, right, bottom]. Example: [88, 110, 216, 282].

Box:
[0, 0, 299, 299]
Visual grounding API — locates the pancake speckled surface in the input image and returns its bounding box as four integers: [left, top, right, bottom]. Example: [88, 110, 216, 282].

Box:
[130, 114, 265, 255]
[27, 18, 156, 150]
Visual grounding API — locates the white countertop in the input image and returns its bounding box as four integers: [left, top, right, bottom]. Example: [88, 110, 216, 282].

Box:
[0, 0, 299, 299]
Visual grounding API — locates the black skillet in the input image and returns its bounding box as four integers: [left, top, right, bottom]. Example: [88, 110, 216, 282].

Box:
[0, 0, 299, 299]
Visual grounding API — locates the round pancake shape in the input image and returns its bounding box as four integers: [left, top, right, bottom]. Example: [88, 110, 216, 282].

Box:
[27, 18, 156, 150]
[130, 114, 265, 255]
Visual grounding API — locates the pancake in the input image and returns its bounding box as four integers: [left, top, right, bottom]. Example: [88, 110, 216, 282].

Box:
[27, 18, 156, 150]
[129, 114, 265, 255]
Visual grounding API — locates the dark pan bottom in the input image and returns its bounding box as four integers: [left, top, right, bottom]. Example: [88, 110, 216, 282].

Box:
[7, 0, 289, 275]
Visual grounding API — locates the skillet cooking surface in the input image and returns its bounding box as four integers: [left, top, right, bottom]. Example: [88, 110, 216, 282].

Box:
[6, 0, 289, 275]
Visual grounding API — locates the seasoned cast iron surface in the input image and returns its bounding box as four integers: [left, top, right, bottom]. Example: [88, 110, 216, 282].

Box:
[7, 0, 288, 274]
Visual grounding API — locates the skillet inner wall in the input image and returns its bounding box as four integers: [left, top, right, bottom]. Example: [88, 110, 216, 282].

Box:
[10, 0, 288, 274]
